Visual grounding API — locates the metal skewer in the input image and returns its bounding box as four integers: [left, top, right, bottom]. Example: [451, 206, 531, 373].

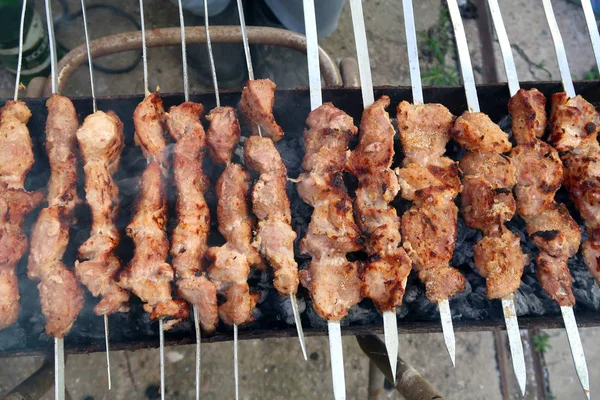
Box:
[137, 2, 165, 399]
[79, 0, 112, 389]
[448, 0, 527, 390]
[13, 0, 27, 101]
[301, 1, 346, 397]
[540, 0, 591, 398]
[403, 0, 458, 367]
[480, 0, 530, 394]
[581, 0, 600, 73]
[234, 0, 307, 371]
[174, 2, 203, 398]
[347, 0, 398, 381]
[42, 0, 65, 398]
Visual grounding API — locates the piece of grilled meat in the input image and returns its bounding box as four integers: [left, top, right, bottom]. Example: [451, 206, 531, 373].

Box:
[297, 103, 363, 321]
[166, 101, 218, 333]
[0, 101, 43, 330]
[346, 96, 411, 311]
[239, 79, 284, 142]
[119, 92, 188, 329]
[27, 95, 84, 338]
[75, 110, 130, 315]
[396, 101, 466, 303]
[450, 108, 525, 300]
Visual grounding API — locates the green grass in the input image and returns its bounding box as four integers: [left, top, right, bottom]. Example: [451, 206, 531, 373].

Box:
[533, 333, 552, 354]
[418, 6, 460, 86]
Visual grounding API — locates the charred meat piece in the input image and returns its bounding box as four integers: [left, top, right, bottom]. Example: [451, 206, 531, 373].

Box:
[166, 102, 218, 333]
[0, 100, 43, 330]
[119, 162, 188, 328]
[451, 111, 512, 154]
[133, 91, 168, 168]
[452, 106, 523, 300]
[297, 103, 362, 321]
[543, 91, 600, 289]
[346, 96, 411, 311]
[396, 101, 465, 303]
[27, 95, 84, 338]
[244, 136, 299, 296]
[75, 110, 130, 315]
[239, 79, 284, 142]
[510, 88, 580, 307]
[206, 163, 260, 326]
[206, 106, 241, 165]
[120, 92, 189, 329]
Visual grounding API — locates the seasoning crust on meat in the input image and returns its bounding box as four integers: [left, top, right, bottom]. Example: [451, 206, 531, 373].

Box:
[27, 95, 84, 338]
[297, 103, 362, 321]
[0, 101, 43, 330]
[546, 91, 598, 295]
[239, 79, 284, 142]
[346, 96, 411, 311]
[453, 106, 524, 300]
[119, 92, 188, 329]
[75, 110, 130, 315]
[396, 101, 466, 303]
[166, 101, 218, 333]
[244, 136, 299, 296]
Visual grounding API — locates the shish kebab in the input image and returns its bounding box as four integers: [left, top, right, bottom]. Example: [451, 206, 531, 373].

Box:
[74, 0, 130, 389]
[346, 0, 409, 379]
[168, 3, 219, 399]
[447, 0, 528, 392]
[300, 1, 361, 398]
[234, 0, 306, 358]
[0, 0, 43, 332]
[27, 1, 84, 398]
[537, 0, 596, 396]
[398, 0, 466, 369]
[397, 3, 467, 368]
[118, 2, 188, 399]
[488, 1, 589, 396]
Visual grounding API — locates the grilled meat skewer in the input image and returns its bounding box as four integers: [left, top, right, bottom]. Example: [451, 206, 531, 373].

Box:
[346, 96, 411, 311]
[297, 103, 363, 320]
[205, 103, 262, 327]
[27, 95, 84, 338]
[547, 92, 600, 289]
[396, 102, 466, 303]
[450, 110, 525, 300]
[119, 92, 188, 329]
[0, 101, 44, 330]
[75, 110, 130, 315]
[240, 79, 300, 298]
[166, 101, 218, 333]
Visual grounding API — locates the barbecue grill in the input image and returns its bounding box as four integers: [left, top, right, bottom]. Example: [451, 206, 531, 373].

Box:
[1, 0, 600, 399]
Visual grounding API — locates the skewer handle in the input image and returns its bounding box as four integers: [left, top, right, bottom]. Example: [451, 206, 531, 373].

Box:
[104, 315, 111, 390]
[486, 0, 519, 96]
[159, 319, 165, 400]
[447, 0, 480, 112]
[541, 0, 576, 97]
[582, 0, 600, 75]
[193, 305, 201, 400]
[302, 0, 322, 111]
[401, 0, 424, 104]
[348, 0, 375, 107]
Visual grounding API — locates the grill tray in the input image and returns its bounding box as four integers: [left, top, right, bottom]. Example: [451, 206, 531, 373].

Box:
[2, 81, 600, 358]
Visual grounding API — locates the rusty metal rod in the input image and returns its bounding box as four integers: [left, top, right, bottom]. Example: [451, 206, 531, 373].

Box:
[44, 26, 341, 96]
[356, 335, 444, 400]
[0, 358, 54, 400]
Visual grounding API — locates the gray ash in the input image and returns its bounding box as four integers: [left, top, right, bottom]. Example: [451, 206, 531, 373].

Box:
[2, 87, 599, 355]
